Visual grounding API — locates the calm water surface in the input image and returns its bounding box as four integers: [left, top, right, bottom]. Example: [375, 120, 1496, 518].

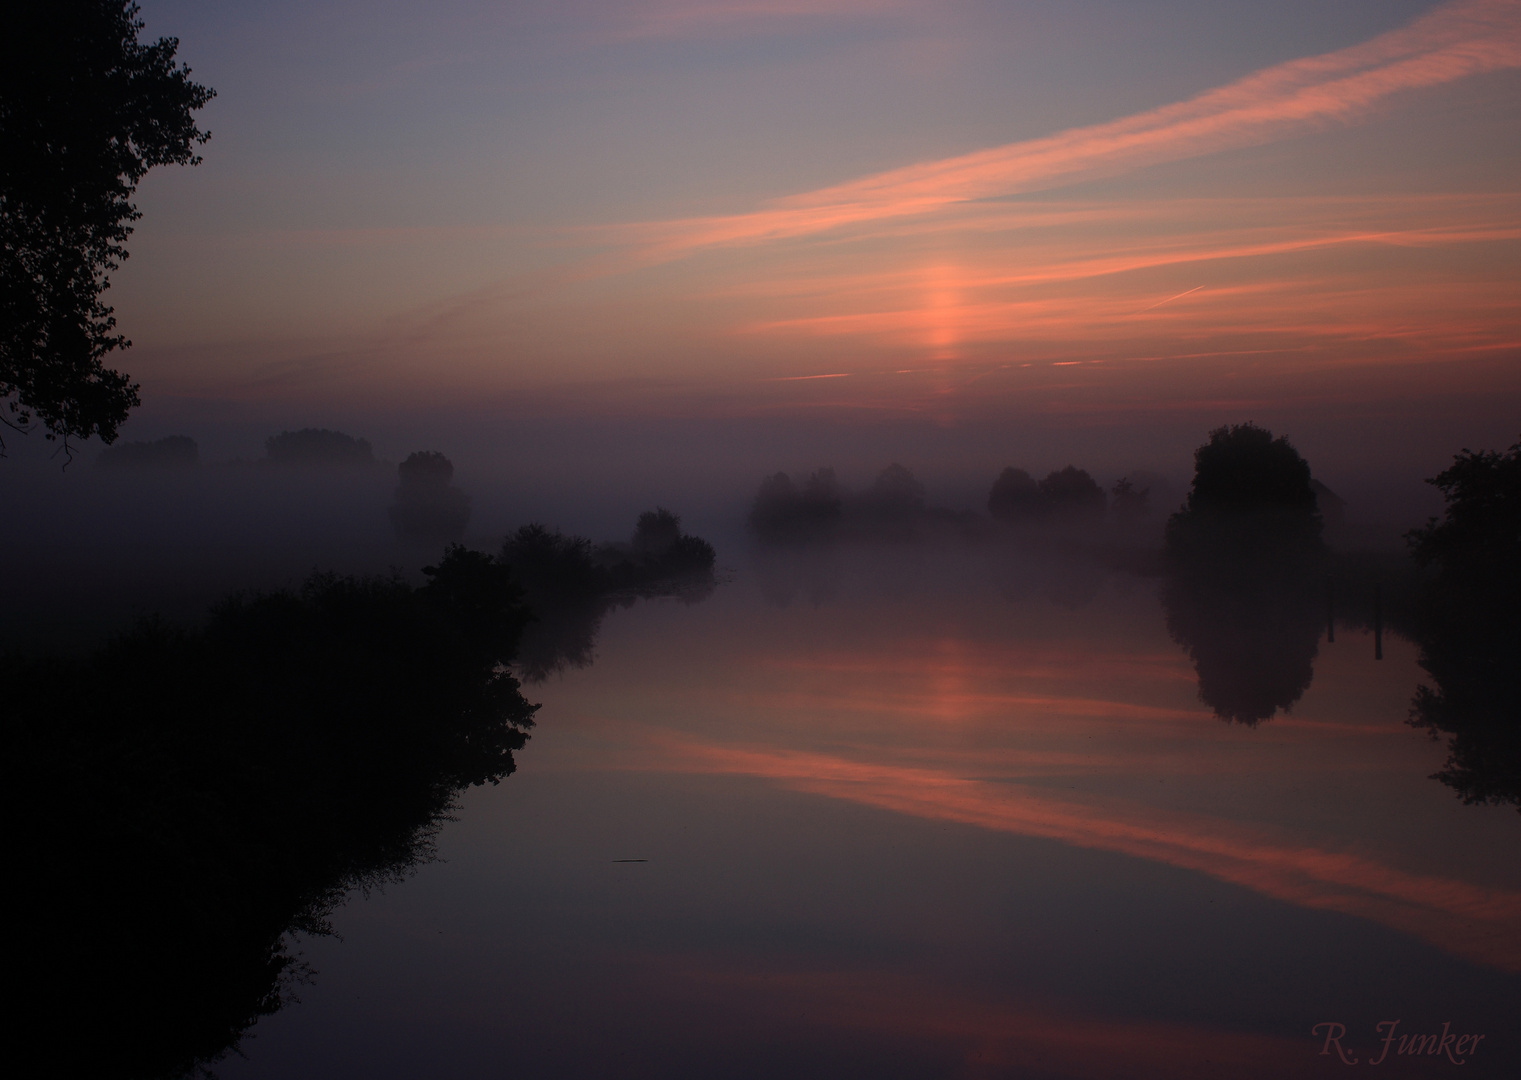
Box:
[218, 546, 1520, 1078]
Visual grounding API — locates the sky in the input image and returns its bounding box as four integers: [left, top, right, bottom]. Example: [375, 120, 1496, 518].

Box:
[103, 0, 1520, 487]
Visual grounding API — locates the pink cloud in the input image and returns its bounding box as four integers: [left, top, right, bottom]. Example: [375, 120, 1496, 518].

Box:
[613, 0, 1521, 257]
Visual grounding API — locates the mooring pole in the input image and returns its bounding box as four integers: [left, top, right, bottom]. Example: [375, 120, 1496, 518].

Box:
[1373, 581, 1383, 661]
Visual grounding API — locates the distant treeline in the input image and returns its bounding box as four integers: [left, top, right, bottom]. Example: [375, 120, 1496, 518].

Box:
[97, 432, 479, 546]
[748, 461, 1177, 541]
[96, 427, 380, 469]
[748, 457, 1348, 542]
[750, 464, 938, 541]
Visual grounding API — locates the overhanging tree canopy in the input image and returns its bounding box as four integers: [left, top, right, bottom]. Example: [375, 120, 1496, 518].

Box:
[1, 1, 213, 454]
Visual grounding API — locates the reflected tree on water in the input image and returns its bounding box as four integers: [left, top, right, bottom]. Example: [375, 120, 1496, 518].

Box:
[501, 509, 717, 681]
[10, 547, 537, 1079]
[1163, 424, 1327, 725]
[1406, 438, 1521, 811]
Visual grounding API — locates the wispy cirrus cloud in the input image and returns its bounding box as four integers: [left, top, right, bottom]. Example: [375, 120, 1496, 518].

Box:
[618, 0, 908, 38]
[685, 193, 1520, 366]
[608, 0, 1521, 258]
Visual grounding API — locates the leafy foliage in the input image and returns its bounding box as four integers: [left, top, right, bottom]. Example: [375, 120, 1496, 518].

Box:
[500, 513, 718, 681]
[10, 547, 537, 1078]
[750, 467, 844, 541]
[96, 432, 198, 467]
[1166, 423, 1324, 562]
[987, 465, 1106, 523]
[391, 450, 470, 543]
[1407, 440, 1521, 572]
[1406, 439, 1521, 810]
[1163, 425, 1326, 725]
[2, 1, 213, 451]
[264, 427, 375, 465]
[860, 462, 926, 519]
[987, 466, 1041, 521]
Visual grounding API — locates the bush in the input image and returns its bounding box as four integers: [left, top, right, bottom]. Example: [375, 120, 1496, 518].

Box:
[1406, 439, 1521, 809]
[9, 548, 536, 1078]
[96, 434, 199, 468]
[264, 428, 374, 466]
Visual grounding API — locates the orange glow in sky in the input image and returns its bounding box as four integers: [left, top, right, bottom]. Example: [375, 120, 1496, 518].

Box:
[116, 0, 1520, 437]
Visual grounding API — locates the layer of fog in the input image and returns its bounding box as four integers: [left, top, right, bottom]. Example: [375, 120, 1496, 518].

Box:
[1, 410, 1466, 650]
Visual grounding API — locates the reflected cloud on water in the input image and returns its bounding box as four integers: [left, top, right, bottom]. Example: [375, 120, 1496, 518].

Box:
[9, 438, 1520, 1078]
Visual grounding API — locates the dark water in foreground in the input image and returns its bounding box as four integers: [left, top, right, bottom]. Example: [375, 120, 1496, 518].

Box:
[175, 544, 1519, 1080]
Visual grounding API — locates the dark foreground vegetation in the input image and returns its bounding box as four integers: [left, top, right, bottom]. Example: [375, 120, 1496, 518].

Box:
[501, 508, 717, 680]
[1405, 439, 1521, 810]
[7, 501, 718, 1077]
[10, 548, 537, 1079]
[2, 1, 213, 452]
[1161, 423, 1329, 726]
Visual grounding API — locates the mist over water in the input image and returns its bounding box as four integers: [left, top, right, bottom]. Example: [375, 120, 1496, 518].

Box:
[7, 413, 1520, 1079]
[8, 1, 1521, 1074]
[0, 407, 1459, 649]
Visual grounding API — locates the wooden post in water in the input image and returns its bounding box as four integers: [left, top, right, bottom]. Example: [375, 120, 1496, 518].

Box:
[1373, 581, 1383, 661]
[1325, 577, 1335, 644]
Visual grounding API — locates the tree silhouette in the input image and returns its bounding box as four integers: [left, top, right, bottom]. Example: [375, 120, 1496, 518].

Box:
[96, 433, 198, 468]
[987, 465, 1105, 523]
[500, 513, 717, 681]
[1038, 466, 1106, 522]
[1164, 425, 1326, 724]
[2, 2, 213, 454]
[987, 467, 1041, 522]
[1109, 476, 1150, 524]
[390, 450, 471, 543]
[1406, 438, 1521, 810]
[633, 507, 682, 556]
[860, 463, 925, 520]
[749, 468, 843, 542]
[263, 428, 374, 466]
[10, 547, 537, 1078]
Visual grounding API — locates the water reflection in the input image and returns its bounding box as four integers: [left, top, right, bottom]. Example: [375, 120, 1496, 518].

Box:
[12, 548, 536, 1079]
[1406, 440, 1521, 811]
[12, 437, 1521, 1079]
[501, 510, 717, 681]
[1161, 424, 1327, 725]
[402, 548, 1515, 1080]
[9, 492, 727, 1078]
